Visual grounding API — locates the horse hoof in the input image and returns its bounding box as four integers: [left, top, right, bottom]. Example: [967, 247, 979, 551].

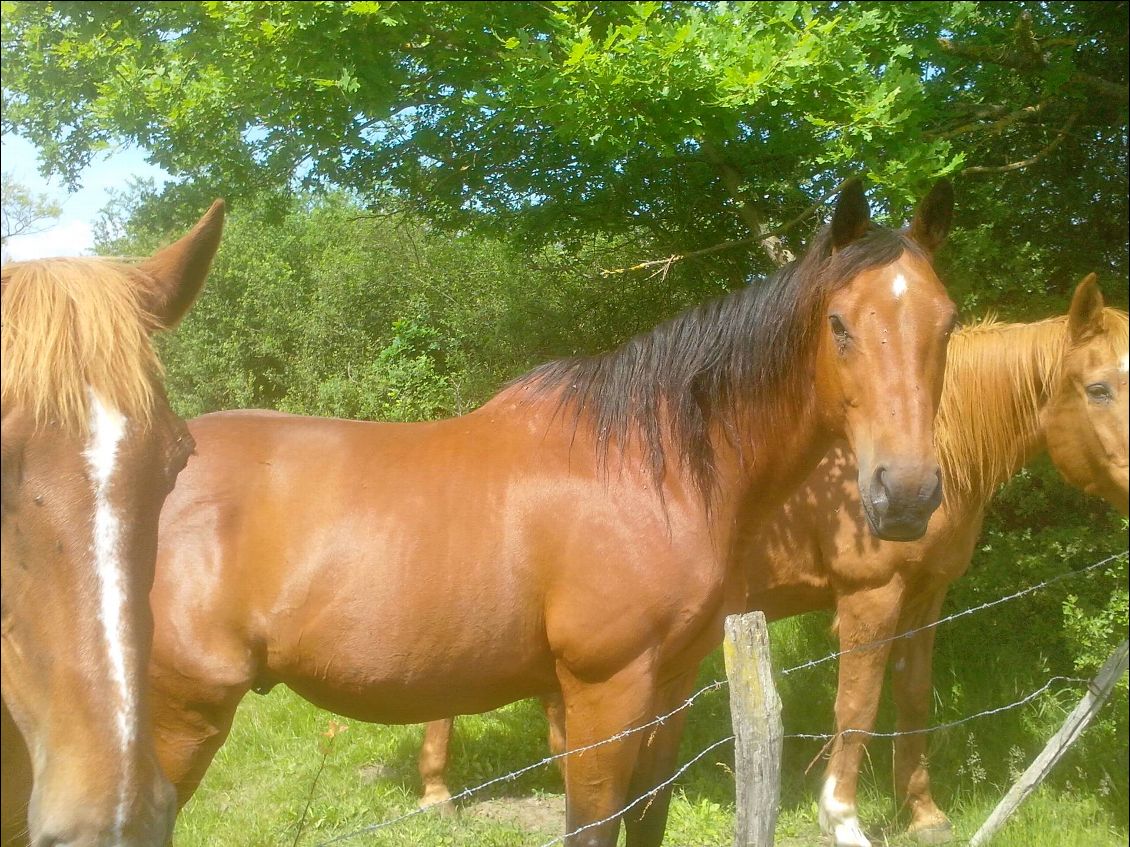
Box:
[910, 821, 953, 845]
[419, 792, 457, 818]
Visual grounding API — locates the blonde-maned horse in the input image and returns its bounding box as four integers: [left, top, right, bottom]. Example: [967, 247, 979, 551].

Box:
[419, 275, 1128, 846]
[1, 202, 224, 847]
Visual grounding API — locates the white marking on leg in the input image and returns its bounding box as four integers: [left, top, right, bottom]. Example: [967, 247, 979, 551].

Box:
[891, 273, 908, 299]
[84, 389, 134, 838]
[819, 776, 872, 847]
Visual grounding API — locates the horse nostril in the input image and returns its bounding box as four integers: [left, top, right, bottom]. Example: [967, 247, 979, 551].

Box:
[871, 465, 891, 515]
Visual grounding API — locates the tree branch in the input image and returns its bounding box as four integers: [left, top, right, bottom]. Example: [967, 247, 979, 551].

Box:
[600, 176, 856, 278]
[929, 98, 1052, 141]
[961, 110, 1080, 175]
[701, 140, 795, 267]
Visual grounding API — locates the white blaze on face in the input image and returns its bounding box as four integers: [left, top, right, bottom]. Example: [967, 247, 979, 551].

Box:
[1120, 354, 1129, 375]
[891, 273, 909, 300]
[819, 776, 872, 847]
[83, 389, 134, 836]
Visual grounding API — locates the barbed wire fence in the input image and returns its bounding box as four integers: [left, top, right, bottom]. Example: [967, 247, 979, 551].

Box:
[312, 548, 1128, 847]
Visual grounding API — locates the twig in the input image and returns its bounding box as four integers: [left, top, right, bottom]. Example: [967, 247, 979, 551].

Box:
[292, 720, 348, 847]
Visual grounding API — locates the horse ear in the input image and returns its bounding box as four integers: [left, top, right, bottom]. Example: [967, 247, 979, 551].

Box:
[139, 199, 225, 330]
[1067, 272, 1104, 344]
[907, 179, 954, 253]
[831, 178, 870, 249]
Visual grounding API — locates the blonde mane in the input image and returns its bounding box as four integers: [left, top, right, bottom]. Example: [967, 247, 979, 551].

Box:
[1, 258, 162, 432]
[937, 307, 1130, 501]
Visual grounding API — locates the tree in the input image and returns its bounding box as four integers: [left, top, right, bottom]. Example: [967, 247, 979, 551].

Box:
[3, 1, 1126, 300]
[0, 172, 61, 246]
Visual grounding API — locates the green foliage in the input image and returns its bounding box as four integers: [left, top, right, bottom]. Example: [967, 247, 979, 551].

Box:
[313, 318, 453, 423]
[121, 190, 700, 421]
[5, 2, 1127, 300]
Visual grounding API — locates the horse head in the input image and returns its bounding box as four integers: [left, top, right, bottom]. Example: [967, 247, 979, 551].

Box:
[1, 201, 223, 847]
[1043, 274, 1129, 514]
[814, 180, 957, 540]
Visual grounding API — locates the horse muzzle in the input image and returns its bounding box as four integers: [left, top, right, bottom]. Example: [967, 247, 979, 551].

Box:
[860, 461, 943, 541]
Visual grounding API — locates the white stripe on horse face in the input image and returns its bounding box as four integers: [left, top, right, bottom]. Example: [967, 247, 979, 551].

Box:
[1120, 354, 1128, 375]
[84, 389, 134, 838]
[891, 273, 908, 299]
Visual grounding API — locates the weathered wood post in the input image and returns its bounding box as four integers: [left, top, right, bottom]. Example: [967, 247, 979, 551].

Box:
[724, 611, 783, 847]
[969, 639, 1129, 847]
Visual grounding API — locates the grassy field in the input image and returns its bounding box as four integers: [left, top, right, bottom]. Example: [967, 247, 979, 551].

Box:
[172, 606, 1128, 847]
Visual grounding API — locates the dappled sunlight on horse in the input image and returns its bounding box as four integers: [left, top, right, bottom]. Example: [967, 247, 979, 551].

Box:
[420, 276, 1128, 847]
[1, 203, 224, 847]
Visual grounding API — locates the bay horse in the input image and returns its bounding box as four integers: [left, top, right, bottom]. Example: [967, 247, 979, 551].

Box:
[148, 180, 956, 847]
[418, 275, 1129, 846]
[1, 202, 225, 847]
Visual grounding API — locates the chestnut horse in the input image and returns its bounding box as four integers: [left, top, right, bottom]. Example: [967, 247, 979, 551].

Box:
[418, 275, 1129, 846]
[147, 180, 956, 847]
[1, 202, 224, 847]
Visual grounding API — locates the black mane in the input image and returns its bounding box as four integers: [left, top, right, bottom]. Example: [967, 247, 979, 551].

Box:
[515, 223, 926, 502]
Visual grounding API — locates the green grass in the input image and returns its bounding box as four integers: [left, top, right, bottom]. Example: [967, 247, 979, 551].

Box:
[172, 611, 1127, 847]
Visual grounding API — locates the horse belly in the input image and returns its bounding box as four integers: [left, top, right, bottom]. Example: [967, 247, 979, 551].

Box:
[258, 544, 558, 725]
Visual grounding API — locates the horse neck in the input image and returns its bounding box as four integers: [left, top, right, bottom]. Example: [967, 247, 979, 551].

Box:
[935, 317, 1067, 508]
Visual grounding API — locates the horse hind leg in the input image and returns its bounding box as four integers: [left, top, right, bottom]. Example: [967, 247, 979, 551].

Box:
[418, 719, 457, 817]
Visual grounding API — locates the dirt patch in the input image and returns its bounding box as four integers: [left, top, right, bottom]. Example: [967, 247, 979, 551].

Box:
[462, 795, 830, 844]
[464, 793, 565, 836]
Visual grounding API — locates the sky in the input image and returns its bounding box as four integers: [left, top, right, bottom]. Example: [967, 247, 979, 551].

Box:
[2, 132, 171, 262]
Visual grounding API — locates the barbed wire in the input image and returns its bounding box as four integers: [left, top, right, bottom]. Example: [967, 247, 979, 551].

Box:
[785, 674, 1090, 741]
[546, 673, 1099, 845]
[313, 547, 1126, 846]
[315, 682, 728, 845]
[779, 550, 1128, 677]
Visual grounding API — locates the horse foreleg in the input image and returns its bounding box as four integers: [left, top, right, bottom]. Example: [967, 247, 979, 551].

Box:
[418, 718, 457, 816]
[149, 674, 250, 809]
[556, 656, 657, 847]
[622, 669, 698, 847]
[541, 692, 567, 779]
[891, 588, 952, 844]
[821, 581, 904, 847]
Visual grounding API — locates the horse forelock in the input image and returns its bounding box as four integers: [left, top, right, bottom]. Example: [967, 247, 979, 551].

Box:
[935, 307, 1128, 501]
[510, 223, 920, 503]
[1, 258, 163, 432]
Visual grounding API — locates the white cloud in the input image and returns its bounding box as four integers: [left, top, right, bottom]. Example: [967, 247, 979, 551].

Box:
[2, 132, 171, 262]
[4, 218, 95, 262]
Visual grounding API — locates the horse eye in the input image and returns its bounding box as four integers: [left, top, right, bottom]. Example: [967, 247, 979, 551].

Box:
[829, 314, 850, 340]
[1085, 382, 1113, 404]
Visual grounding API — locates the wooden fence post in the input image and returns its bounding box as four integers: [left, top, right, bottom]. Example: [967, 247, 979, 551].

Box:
[969, 639, 1129, 847]
[724, 611, 783, 847]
